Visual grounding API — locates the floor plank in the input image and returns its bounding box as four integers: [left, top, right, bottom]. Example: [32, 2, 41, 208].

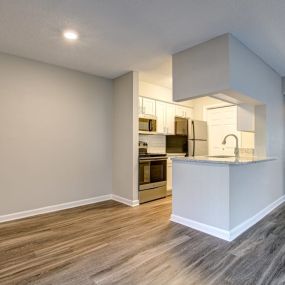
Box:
[0, 197, 285, 284]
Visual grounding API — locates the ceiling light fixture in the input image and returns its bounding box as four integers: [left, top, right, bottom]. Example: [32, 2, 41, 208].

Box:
[63, 30, 79, 41]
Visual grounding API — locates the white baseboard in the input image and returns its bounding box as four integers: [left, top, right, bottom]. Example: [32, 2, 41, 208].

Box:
[0, 193, 140, 223]
[0, 194, 112, 223]
[111, 194, 139, 207]
[171, 195, 285, 242]
[170, 214, 231, 241]
[229, 195, 285, 241]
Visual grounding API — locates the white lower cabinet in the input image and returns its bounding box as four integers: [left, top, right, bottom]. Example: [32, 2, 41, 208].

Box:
[167, 158, 172, 195]
[166, 155, 186, 195]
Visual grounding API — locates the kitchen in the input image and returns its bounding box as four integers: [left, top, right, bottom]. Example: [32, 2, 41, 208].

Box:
[138, 71, 255, 205]
[1, 2, 285, 284]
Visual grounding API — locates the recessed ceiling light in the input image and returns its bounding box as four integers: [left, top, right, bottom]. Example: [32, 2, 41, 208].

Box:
[63, 30, 79, 41]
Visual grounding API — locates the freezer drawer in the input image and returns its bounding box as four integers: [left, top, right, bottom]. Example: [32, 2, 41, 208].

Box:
[188, 140, 208, 156]
[139, 185, 167, 203]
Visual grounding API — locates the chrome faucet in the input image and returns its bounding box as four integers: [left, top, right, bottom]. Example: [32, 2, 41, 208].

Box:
[222, 134, 239, 158]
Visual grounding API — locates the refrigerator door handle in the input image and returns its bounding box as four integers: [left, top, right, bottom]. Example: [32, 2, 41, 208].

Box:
[192, 121, 195, 156]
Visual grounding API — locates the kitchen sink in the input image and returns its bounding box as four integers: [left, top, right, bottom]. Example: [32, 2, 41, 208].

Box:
[207, 155, 235, 158]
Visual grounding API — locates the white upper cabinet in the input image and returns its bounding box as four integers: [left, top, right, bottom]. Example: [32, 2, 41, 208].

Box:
[155, 101, 175, 135]
[175, 105, 192, 118]
[184, 107, 193, 118]
[175, 105, 185, 117]
[139, 96, 192, 134]
[165, 104, 175, 135]
[155, 101, 166, 134]
[237, 104, 255, 132]
[140, 97, 156, 116]
[138, 97, 143, 115]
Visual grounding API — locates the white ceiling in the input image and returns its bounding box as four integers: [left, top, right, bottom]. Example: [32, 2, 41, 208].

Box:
[0, 0, 285, 79]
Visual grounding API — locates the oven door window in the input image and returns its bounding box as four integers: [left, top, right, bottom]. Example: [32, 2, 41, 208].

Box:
[139, 162, 150, 184]
[150, 160, 166, 183]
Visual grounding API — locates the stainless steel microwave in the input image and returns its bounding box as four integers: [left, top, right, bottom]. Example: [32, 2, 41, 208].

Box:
[139, 116, 157, 132]
[175, 117, 188, 136]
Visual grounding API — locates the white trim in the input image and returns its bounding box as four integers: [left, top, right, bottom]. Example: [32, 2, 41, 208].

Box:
[170, 214, 231, 241]
[111, 194, 139, 207]
[0, 194, 112, 223]
[203, 102, 234, 121]
[139, 94, 194, 109]
[171, 195, 285, 242]
[0, 193, 141, 224]
[229, 195, 285, 241]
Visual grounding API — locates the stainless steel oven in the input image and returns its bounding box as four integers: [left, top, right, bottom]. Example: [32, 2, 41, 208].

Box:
[139, 155, 167, 203]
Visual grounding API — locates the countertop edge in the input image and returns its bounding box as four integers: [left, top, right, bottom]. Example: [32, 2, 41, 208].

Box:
[171, 157, 277, 165]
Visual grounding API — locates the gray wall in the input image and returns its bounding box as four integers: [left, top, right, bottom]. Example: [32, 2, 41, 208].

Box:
[112, 72, 138, 201]
[172, 34, 284, 218]
[229, 35, 284, 201]
[229, 35, 283, 158]
[173, 34, 230, 101]
[0, 53, 113, 215]
[172, 162, 230, 230]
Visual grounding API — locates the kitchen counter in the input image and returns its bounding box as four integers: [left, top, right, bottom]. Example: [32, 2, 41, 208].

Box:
[171, 155, 280, 241]
[171, 156, 275, 165]
[167, 153, 187, 157]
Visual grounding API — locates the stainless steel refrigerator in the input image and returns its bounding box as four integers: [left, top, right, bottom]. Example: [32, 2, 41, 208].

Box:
[188, 120, 208, 156]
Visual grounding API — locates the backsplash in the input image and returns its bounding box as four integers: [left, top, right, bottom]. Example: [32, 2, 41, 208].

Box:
[139, 134, 166, 153]
[239, 148, 255, 157]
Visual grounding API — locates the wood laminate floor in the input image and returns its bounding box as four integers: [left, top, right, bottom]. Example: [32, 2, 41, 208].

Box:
[1, 197, 285, 285]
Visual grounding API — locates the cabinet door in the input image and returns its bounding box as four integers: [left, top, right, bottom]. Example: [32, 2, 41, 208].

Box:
[175, 105, 185, 117]
[184, 107, 193, 119]
[165, 104, 175, 134]
[138, 97, 143, 115]
[167, 165, 172, 192]
[175, 105, 192, 118]
[142, 98, 156, 116]
[155, 101, 166, 134]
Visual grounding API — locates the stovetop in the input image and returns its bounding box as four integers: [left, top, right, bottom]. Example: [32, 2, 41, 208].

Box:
[139, 153, 167, 160]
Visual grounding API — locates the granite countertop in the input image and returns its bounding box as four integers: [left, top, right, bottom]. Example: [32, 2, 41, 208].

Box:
[171, 156, 276, 165]
[167, 153, 187, 157]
